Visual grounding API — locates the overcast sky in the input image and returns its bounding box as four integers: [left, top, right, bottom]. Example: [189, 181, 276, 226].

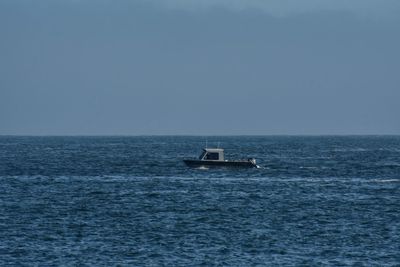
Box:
[1, 0, 399, 135]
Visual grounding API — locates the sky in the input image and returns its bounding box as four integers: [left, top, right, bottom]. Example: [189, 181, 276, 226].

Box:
[0, 0, 399, 135]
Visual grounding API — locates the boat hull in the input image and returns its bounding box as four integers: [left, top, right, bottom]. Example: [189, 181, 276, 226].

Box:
[183, 159, 257, 168]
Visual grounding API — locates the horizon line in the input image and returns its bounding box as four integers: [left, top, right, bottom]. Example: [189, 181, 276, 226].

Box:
[1, 134, 399, 137]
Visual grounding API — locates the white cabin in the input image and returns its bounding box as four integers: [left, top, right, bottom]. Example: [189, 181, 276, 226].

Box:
[198, 148, 225, 161]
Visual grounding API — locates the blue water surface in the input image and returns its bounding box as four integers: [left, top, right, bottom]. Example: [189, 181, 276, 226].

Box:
[0, 136, 399, 266]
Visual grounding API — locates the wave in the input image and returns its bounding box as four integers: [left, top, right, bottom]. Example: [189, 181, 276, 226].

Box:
[2, 175, 399, 185]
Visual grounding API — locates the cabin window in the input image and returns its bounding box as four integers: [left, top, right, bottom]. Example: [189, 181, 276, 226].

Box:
[199, 151, 207, 160]
[206, 152, 219, 160]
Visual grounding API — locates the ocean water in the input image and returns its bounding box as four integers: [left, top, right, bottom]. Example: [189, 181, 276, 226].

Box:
[0, 136, 399, 266]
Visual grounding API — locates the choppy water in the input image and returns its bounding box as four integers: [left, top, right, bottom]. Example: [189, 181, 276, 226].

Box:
[0, 136, 399, 266]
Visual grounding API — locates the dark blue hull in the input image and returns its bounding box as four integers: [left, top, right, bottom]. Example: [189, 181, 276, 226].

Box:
[183, 159, 257, 168]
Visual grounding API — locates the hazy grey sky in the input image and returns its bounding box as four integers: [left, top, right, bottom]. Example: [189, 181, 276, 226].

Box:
[1, 0, 399, 135]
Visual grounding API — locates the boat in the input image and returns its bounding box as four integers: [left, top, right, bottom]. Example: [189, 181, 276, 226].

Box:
[183, 148, 259, 168]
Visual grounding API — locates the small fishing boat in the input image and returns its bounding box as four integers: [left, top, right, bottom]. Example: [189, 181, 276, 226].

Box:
[183, 148, 259, 168]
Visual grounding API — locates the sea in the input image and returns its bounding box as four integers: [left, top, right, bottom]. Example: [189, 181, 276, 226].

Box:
[0, 136, 399, 266]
